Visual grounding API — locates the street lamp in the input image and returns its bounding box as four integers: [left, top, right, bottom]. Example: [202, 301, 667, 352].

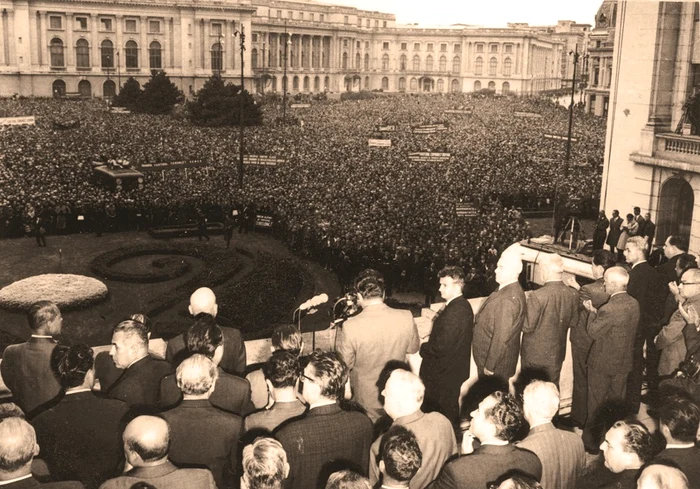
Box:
[283, 18, 291, 125]
[262, 41, 266, 95]
[234, 25, 246, 188]
[116, 50, 121, 94]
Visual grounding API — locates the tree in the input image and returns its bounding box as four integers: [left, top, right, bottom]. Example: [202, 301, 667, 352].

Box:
[137, 70, 184, 115]
[112, 77, 141, 109]
[187, 74, 263, 127]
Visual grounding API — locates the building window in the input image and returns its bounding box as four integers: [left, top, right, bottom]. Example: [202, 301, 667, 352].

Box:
[474, 56, 483, 75]
[440, 43, 447, 52]
[413, 43, 420, 51]
[268, 10, 273, 18]
[426, 55, 433, 71]
[320, 14, 324, 22]
[474, 80, 481, 91]
[304, 76, 310, 91]
[75, 17, 88, 30]
[277, 10, 282, 18]
[375, 20, 379, 27]
[344, 16, 349, 24]
[149, 20, 161, 34]
[310, 13, 314, 21]
[76, 39, 90, 68]
[78, 79, 92, 97]
[437, 79, 444, 92]
[505, 44, 513, 53]
[398, 77, 406, 91]
[427, 43, 433, 52]
[343, 39, 348, 48]
[355, 52, 360, 69]
[342, 52, 348, 69]
[211, 22, 222, 37]
[366, 19, 370, 27]
[383, 42, 389, 50]
[52, 79, 66, 97]
[293, 76, 299, 90]
[502, 81, 510, 94]
[439, 55, 446, 71]
[125, 40, 138, 68]
[401, 43, 407, 51]
[410, 77, 417, 91]
[476, 43, 483, 53]
[454, 43, 461, 53]
[299, 12, 304, 20]
[490, 44, 498, 53]
[503, 57, 512, 76]
[356, 41, 361, 49]
[49, 16, 63, 30]
[364, 53, 369, 70]
[50, 38, 65, 67]
[381, 77, 389, 90]
[288, 11, 293, 19]
[489, 57, 497, 75]
[357, 17, 362, 27]
[382, 53, 389, 70]
[365, 42, 369, 49]
[400, 54, 407, 71]
[124, 19, 137, 32]
[100, 18, 113, 32]
[252, 33, 258, 42]
[150, 41, 162, 69]
[383, 21, 387, 27]
[412, 55, 420, 71]
[100, 39, 114, 68]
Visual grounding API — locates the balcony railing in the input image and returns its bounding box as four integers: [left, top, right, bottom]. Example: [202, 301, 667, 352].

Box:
[646, 133, 700, 167]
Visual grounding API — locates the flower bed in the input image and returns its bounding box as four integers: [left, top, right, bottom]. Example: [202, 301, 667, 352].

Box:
[0, 274, 108, 312]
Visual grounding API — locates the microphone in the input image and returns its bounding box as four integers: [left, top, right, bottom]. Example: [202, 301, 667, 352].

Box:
[299, 293, 329, 311]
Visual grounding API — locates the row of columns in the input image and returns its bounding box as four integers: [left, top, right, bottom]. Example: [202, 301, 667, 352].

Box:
[257, 32, 332, 70]
[590, 56, 612, 89]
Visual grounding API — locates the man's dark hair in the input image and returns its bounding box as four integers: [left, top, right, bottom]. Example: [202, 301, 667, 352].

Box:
[354, 269, 385, 299]
[438, 266, 466, 289]
[492, 471, 543, 489]
[592, 249, 617, 271]
[113, 320, 148, 346]
[658, 395, 700, 443]
[677, 254, 697, 275]
[668, 236, 689, 252]
[27, 301, 59, 332]
[379, 425, 422, 483]
[634, 207, 641, 214]
[186, 314, 222, 359]
[307, 350, 348, 400]
[485, 391, 524, 443]
[263, 351, 300, 389]
[613, 420, 656, 464]
[50, 344, 94, 389]
[271, 325, 303, 356]
[129, 313, 153, 336]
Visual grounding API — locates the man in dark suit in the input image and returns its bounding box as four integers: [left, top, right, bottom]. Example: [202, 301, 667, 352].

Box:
[606, 210, 623, 256]
[0, 417, 84, 488]
[598, 421, 655, 489]
[521, 253, 579, 386]
[275, 350, 373, 489]
[624, 236, 667, 409]
[593, 210, 610, 251]
[570, 250, 615, 428]
[159, 315, 254, 415]
[657, 235, 689, 283]
[161, 355, 242, 489]
[426, 391, 542, 489]
[377, 425, 422, 489]
[473, 250, 527, 383]
[419, 266, 474, 426]
[643, 213, 656, 250]
[654, 394, 700, 488]
[96, 320, 173, 408]
[583, 267, 640, 451]
[166, 287, 246, 376]
[337, 269, 420, 422]
[1, 301, 62, 414]
[98, 416, 216, 489]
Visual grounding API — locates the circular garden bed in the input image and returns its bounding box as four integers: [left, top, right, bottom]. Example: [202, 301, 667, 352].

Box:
[0, 274, 108, 312]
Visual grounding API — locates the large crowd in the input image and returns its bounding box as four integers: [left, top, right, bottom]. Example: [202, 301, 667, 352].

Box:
[0, 93, 604, 292]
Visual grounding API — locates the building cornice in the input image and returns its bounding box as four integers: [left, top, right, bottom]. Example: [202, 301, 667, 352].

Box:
[32, 0, 256, 14]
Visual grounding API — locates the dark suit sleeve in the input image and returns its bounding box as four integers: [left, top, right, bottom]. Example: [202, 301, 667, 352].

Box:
[524, 292, 542, 334]
[426, 461, 459, 489]
[240, 382, 255, 416]
[420, 303, 473, 360]
[231, 329, 247, 376]
[587, 306, 614, 340]
[158, 375, 182, 409]
[484, 297, 521, 373]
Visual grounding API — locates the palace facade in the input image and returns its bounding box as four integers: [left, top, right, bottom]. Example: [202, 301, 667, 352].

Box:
[0, 0, 565, 98]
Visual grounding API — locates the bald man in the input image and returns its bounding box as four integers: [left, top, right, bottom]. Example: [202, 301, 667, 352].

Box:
[166, 287, 246, 376]
[0, 417, 83, 488]
[98, 416, 216, 489]
[582, 267, 640, 451]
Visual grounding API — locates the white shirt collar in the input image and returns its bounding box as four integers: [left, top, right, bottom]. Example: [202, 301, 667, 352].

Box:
[65, 387, 92, 395]
[665, 442, 696, 449]
[611, 291, 626, 297]
[30, 335, 53, 339]
[0, 474, 32, 486]
[309, 399, 336, 410]
[632, 260, 647, 269]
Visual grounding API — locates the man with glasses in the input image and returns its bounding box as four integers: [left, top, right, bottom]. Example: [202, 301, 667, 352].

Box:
[275, 350, 373, 489]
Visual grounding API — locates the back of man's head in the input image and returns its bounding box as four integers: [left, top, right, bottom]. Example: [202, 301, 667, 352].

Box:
[354, 269, 385, 300]
[658, 394, 700, 444]
[325, 470, 371, 489]
[0, 418, 37, 476]
[50, 343, 94, 390]
[307, 350, 348, 401]
[263, 351, 300, 390]
[668, 236, 689, 253]
[627, 236, 648, 260]
[637, 463, 688, 489]
[604, 267, 629, 293]
[27, 301, 60, 334]
[522, 381, 559, 424]
[486, 391, 524, 443]
[271, 325, 303, 356]
[241, 437, 289, 489]
[189, 287, 218, 317]
[540, 253, 564, 281]
[186, 314, 222, 359]
[383, 370, 424, 420]
[176, 354, 218, 396]
[123, 416, 170, 465]
[379, 425, 422, 487]
[592, 249, 617, 271]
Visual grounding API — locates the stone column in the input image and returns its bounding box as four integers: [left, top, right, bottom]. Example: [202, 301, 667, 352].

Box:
[115, 15, 122, 71]
[0, 10, 6, 66]
[90, 13, 99, 68]
[37, 11, 46, 66]
[139, 16, 147, 69]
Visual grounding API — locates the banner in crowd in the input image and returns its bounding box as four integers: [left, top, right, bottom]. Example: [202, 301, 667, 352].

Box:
[444, 109, 472, 115]
[514, 112, 543, 118]
[408, 152, 451, 163]
[412, 123, 448, 134]
[368, 139, 392, 147]
[0, 116, 36, 126]
[290, 103, 311, 108]
[377, 125, 396, 132]
[455, 202, 479, 217]
[243, 155, 286, 167]
[255, 214, 274, 228]
[139, 159, 208, 171]
[544, 133, 579, 143]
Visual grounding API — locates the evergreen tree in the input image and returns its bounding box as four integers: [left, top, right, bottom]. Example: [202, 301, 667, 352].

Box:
[188, 74, 263, 127]
[112, 77, 141, 109]
[137, 70, 184, 115]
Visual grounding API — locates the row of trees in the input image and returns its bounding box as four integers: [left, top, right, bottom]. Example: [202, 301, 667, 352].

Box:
[113, 70, 262, 126]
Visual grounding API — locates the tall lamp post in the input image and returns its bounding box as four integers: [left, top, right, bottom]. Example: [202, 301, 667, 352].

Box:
[116, 50, 121, 94]
[234, 25, 246, 188]
[261, 41, 266, 96]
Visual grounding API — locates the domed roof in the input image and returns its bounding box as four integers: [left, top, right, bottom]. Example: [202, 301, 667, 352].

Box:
[595, 0, 617, 29]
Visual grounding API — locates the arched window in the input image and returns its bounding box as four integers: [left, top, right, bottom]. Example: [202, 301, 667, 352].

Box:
[398, 77, 406, 92]
[364, 53, 370, 70]
[149, 41, 162, 70]
[324, 76, 330, 91]
[502, 81, 510, 94]
[293, 76, 299, 91]
[412, 55, 420, 71]
[503, 57, 512, 76]
[210, 42, 222, 72]
[75, 39, 90, 69]
[50, 38, 65, 67]
[314, 76, 320, 92]
[439, 56, 447, 72]
[356, 52, 361, 69]
[489, 57, 497, 76]
[426, 55, 433, 71]
[488, 81, 496, 91]
[342, 52, 348, 69]
[52, 79, 66, 98]
[365, 76, 370, 89]
[125, 40, 138, 69]
[437, 79, 444, 92]
[451, 79, 460, 92]
[658, 178, 694, 244]
[78, 79, 92, 97]
[103, 80, 116, 98]
[474, 57, 483, 75]
[473, 80, 481, 91]
[303, 76, 310, 91]
[410, 77, 417, 91]
[381, 77, 389, 90]
[101, 39, 114, 68]
[452, 56, 461, 73]
[252, 48, 258, 69]
[400, 55, 407, 71]
[282, 75, 288, 92]
[382, 54, 390, 71]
